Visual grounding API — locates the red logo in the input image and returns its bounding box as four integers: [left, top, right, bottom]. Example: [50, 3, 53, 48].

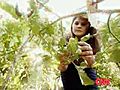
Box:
[95, 78, 110, 86]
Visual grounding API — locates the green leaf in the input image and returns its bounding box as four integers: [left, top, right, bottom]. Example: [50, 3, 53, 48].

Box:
[0, 2, 18, 18]
[81, 34, 91, 42]
[110, 48, 120, 62]
[67, 37, 78, 53]
[58, 37, 66, 51]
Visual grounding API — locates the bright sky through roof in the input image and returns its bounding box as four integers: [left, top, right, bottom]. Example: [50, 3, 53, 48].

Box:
[47, 0, 86, 16]
[45, 0, 120, 28]
[42, 0, 120, 23]
[3, 0, 120, 18]
[46, 0, 120, 15]
[1, 0, 120, 26]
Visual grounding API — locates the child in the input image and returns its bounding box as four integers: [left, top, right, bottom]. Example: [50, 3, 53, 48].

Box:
[58, 13, 100, 90]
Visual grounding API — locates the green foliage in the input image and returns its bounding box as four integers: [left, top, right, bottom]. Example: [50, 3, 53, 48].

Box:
[0, 1, 63, 89]
[57, 37, 83, 65]
[57, 34, 91, 64]
[95, 15, 120, 89]
[67, 37, 78, 53]
[1, 0, 120, 89]
[0, 17, 31, 89]
[0, 1, 19, 18]
[100, 16, 120, 63]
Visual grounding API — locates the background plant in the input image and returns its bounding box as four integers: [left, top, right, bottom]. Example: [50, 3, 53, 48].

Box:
[0, 0, 120, 90]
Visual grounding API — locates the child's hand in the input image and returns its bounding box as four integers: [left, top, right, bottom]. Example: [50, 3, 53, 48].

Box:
[78, 42, 95, 68]
[58, 62, 68, 72]
[58, 53, 69, 72]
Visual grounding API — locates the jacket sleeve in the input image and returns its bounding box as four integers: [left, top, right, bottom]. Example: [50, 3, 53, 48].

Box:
[83, 68, 97, 81]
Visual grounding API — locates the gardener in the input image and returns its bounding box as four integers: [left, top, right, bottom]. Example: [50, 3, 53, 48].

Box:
[58, 13, 100, 90]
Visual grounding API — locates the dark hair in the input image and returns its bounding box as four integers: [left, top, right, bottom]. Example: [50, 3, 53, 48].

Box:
[66, 16, 100, 54]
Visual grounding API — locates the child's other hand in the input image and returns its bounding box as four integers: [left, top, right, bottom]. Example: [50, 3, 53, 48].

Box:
[78, 41, 95, 68]
[58, 53, 69, 72]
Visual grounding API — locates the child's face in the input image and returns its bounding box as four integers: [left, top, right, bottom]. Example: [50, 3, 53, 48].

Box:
[72, 17, 89, 38]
